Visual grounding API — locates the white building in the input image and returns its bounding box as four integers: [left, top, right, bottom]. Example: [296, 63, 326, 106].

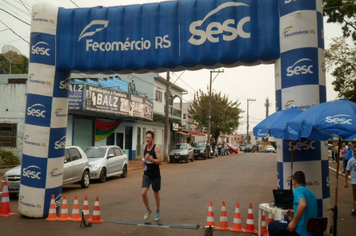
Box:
[0, 73, 186, 160]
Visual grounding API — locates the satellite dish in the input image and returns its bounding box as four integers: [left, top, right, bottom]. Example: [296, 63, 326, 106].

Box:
[2, 45, 23, 74]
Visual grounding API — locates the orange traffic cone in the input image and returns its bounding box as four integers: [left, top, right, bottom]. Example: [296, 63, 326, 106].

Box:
[261, 211, 267, 236]
[46, 194, 58, 221]
[230, 202, 244, 232]
[205, 201, 215, 228]
[244, 203, 257, 234]
[216, 201, 230, 230]
[82, 195, 92, 222]
[0, 181, 16, 217]
[70, 195, 82, 222]
[91, 196, 103, 223]
[58, 194, 70, 221]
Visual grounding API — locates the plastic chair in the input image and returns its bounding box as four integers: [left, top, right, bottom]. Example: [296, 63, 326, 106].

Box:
[306, 217, 328, 236]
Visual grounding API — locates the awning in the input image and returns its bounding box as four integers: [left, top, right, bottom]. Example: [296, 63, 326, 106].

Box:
[187, 130, 206, 136]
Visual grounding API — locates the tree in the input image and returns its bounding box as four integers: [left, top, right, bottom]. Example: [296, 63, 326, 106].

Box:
[0, 53, 29, 74]
[323, 0, 356, 44]
[188, 89, 243, 141]
[325, 37, 356, 101]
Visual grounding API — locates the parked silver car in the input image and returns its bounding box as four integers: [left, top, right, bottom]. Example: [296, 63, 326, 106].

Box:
[84, 145, 129, 183]
[169, 143, 194, 163]
[2, 146, 90, 194]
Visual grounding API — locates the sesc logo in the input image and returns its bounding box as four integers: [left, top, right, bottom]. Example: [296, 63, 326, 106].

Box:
[286, 58, 313, 77]
[27, 103, 46, 118]
[284, 100, 294, 109]
[59, 77, 71, 90]
[22, 165, 41, 179]
[55, 194, 62, 207]
[288, 140, 315, 151]
[31, 41, 50, 56]
[325, 115, 352, 125]
[54, 136, 66, 150]
[188, 2, 250, 46]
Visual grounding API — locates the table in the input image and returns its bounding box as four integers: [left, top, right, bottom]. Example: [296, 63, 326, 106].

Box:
[258, 203, 288, 236]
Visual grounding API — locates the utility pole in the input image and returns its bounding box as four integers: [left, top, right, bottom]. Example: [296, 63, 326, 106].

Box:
[265, 97, 270, 118]
[164, 71, 170, 162]
[208, 69, 224, 144]
[246, 98, 256, 144]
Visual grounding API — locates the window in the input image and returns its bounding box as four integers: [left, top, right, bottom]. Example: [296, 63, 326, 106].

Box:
[114, 147, 123, 156]
[155, 89, 162, 102]
[108, 148, 115, 157]
[0, 123, 17, 147]
[183, 114, 187, 119]
[68, 148, 82, 161]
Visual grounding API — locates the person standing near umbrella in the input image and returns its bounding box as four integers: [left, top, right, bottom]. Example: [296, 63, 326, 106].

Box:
[341, 142, 348, 174]
[344, 151, 356, 216]
[344, 142, 354, 174]
[268, 171, 318, 236]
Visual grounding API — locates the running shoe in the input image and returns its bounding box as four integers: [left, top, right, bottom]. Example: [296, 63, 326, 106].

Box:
[144, 208, 152, 220]
[352, 210, 356, 216]
[155, 210, 160, 221]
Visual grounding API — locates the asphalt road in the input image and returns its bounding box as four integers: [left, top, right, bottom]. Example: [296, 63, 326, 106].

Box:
[0, 152, 353, 235]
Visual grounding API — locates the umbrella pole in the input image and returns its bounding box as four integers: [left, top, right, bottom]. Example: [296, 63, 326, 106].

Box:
[333, 138, 341, 236]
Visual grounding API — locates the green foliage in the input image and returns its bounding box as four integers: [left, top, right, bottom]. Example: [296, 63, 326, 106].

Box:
[188, 90, 243, 140]
[0, 149, 20, 165]
[323, 0, 356, 44]
[0, 53, 29, 74]
[325, 37, 356, 101]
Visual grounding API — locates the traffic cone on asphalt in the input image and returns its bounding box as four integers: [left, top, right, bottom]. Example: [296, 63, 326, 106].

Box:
[230, 202, 244, 232]
[91, 196, 103, 223]
[45, 194, 58, 221]
[244, 203, 257, 234]
[205, 201, 215, 228]
[58, 195, 70, 221]
[216, 201, 230, 230]
[70, 195, 82, 222]
[82, 196, 92, 222]
[261, 211, 267, 236]
[0, 181, 16, 217]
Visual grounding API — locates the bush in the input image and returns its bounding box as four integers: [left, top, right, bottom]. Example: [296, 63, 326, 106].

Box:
[0, 149, 20, 165]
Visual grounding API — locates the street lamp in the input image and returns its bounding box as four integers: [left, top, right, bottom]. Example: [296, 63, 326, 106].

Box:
[208, 69, 224, 144]
[246, 98, 256, 144]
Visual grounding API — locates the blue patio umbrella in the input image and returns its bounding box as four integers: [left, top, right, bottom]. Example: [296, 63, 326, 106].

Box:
[288, 98, 356, 141]
[253, 107, 302, 140]
[253, 108, 303, 191]
[287, 98, 356, 236]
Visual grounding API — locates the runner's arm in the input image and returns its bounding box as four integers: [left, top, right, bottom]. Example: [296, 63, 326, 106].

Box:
[146, 145, 163, 165]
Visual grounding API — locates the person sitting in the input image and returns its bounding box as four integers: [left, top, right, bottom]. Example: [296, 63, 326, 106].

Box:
[268, 171, 318, 236]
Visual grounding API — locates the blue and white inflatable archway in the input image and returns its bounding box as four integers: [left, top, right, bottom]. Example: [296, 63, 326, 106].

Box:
[21, 0, 328, 218]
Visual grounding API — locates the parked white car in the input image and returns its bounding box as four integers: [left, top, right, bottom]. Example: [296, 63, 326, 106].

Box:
[264, 145, 276, 153]
[84, 145, 129, 182]
[2, 146, 90, 194]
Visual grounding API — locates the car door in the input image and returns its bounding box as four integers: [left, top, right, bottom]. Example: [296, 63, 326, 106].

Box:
[105, 147, 117, 175]
[68, 147, 85, 183]
[114, 147, 124, 172]
[63, 149, 74, 184]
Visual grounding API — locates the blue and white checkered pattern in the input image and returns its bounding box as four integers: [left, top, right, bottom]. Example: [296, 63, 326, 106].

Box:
[275, 0, 330, 217]
[19, 2, 70, 218]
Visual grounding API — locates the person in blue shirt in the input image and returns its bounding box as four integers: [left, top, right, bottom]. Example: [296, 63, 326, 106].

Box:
[268, 171, 318, 236]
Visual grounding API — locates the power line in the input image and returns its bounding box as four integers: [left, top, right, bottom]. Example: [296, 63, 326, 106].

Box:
[0, 20, 29, 44]
[18, 0, 31, 14]
[0, 8, 31, 26]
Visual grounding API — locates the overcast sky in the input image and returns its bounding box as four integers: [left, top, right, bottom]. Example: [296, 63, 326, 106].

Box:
[0, 0, 346, 134]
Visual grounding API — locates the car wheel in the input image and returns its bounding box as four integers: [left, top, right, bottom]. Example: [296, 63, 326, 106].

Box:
[99, 168, 107, 183]
[170, 158, 173, 163]
[80, 170, 90, 188]
[121, 164, 128, 178]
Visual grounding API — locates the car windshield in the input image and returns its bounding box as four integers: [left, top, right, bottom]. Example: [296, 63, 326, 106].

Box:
[193, 142, 205, 148]
[85, 148, 107, 158]
[173, 144, 188, 150]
